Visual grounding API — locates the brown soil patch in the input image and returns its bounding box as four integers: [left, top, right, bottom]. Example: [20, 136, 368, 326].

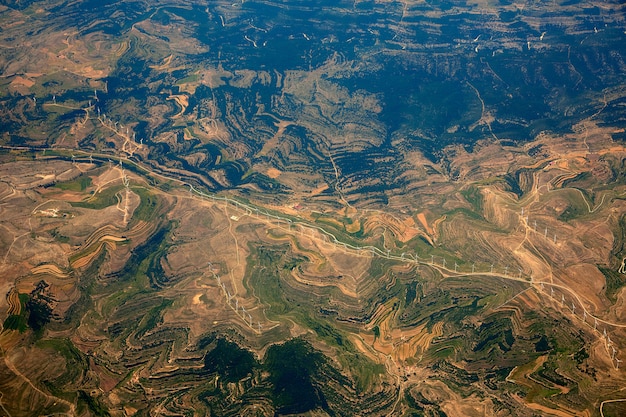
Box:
[344, 219, 361, 234]
[31, 264, 68, 278]
[167, 94, 188, 118]
[192, 293, 203, 305]
[266, 168, 282, 179]
[149, 54, 173, 71]
[259, 120, 293, 157]
[311, 183, 329, 196]
[417, 212, 434, 235]
[10, 76, 34, 88]
[518, 396, 590, 417]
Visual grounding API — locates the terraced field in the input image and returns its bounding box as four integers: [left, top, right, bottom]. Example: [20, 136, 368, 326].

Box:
[1, 0, 626, 416]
